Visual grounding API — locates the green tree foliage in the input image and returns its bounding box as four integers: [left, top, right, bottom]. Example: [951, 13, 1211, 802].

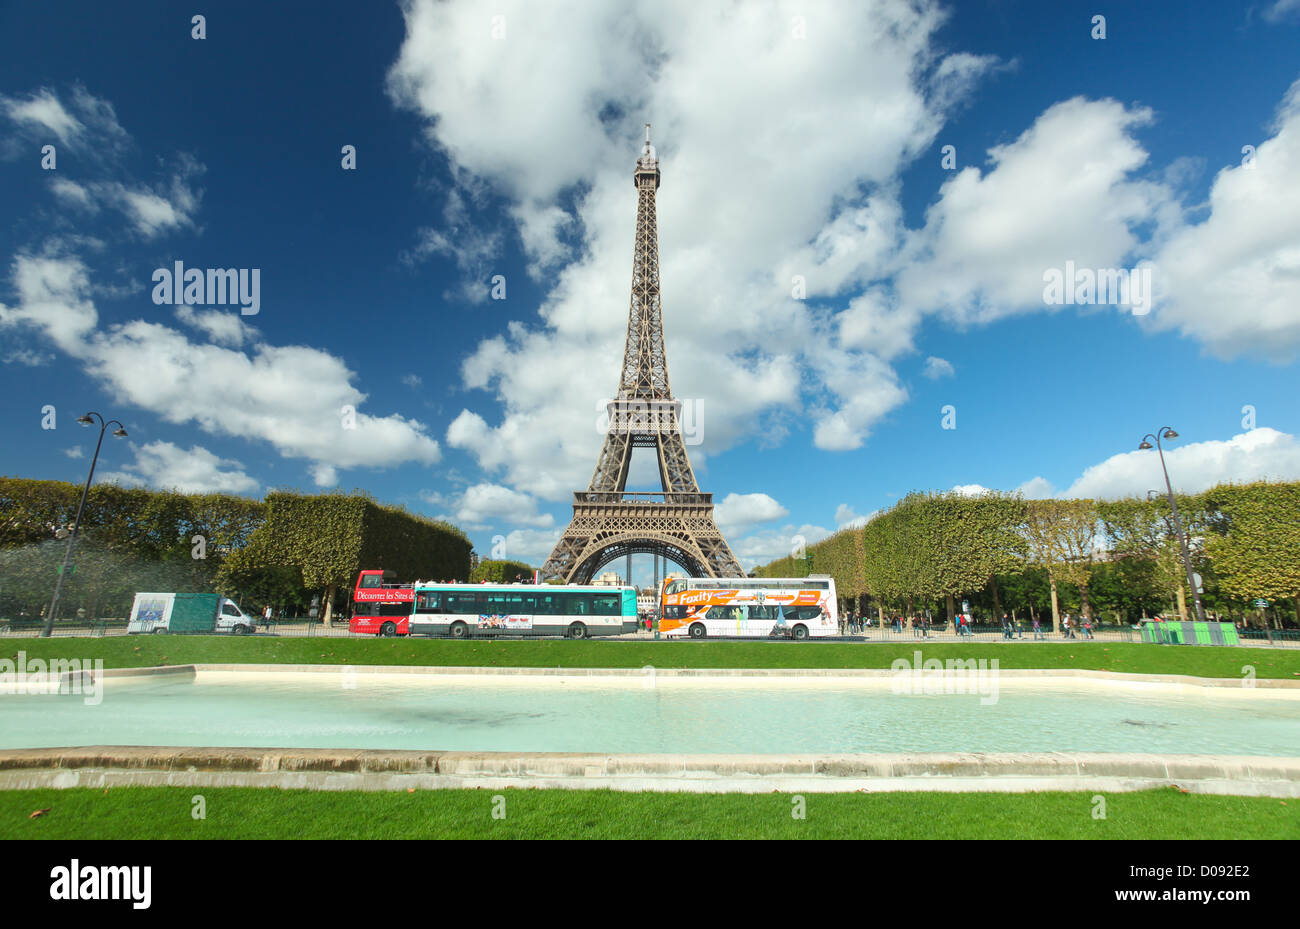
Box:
[1088, 557, 1165, 623]
[1203, 482, 1300, 626]
[470, 559, 534, 583]
[1097, 494, 1209, 620]
[753, 481, 1300, 631]
[1021, 498, 1099, 630]
[0, 480, 473, 625]
[858, 491, 1025, 624]
[226, 492, 471, 624]
[0, 478, 265, 621]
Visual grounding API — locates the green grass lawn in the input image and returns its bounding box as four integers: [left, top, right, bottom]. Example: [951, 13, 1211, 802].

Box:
[2, 786, 1294, 839]
[4, 636, 1299, 679]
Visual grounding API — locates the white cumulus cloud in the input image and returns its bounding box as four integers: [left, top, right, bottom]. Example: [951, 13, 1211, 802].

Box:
[98, 441, 259, 494]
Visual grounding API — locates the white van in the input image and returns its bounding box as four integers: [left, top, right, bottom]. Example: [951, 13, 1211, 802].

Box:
[127, 593, 257, 635]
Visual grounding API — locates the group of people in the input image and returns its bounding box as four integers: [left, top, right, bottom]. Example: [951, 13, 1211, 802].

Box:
[839, 611, 870, 634]
[833, 609, 1101, 640]
[1060, 612, 1095, 639]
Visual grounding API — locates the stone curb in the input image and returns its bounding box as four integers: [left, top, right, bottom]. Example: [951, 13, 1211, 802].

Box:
[1, 747, 1297, 795]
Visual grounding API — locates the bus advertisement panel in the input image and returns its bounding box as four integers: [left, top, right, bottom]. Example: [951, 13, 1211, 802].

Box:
[660, 576, 838, 639]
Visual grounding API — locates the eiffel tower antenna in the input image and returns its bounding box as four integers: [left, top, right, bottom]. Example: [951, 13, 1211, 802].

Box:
[540, 126, 745, 583]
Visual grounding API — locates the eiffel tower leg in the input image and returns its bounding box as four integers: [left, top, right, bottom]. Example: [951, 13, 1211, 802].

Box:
[657, 430, 699, 498]
[589, 431, 632, 494]
[539, 523, 590, 583]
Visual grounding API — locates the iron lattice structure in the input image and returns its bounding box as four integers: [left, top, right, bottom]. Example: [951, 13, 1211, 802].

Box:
[540, 126, 745, 583]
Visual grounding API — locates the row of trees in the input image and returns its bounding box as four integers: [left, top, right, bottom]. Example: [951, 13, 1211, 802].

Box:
[755, 481, 1300, 631]
[470, 559, 535, 583]
[0, 479, 472, 625]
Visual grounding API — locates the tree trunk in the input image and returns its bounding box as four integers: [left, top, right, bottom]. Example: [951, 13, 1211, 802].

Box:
[1049, 573, 1060, 633]
[945, 592, 956, 632]
[989, 575, 1002, 623]
[322, 584, 336, 627]
[1175, 585, 1188, 622]
[1079, 583, 1091, 621]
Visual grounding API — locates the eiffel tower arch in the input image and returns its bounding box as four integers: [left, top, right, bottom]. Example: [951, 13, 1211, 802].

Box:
[540, 126, 745, 584]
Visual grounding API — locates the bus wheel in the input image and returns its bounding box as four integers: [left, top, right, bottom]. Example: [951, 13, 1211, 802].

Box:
[152, 627, 168, 635]
[791, 624, 809, 640]
[232, 624, 248, 636]
[450, 621, 469, 639]
[566, 622, 588, 640]
[689, 623, 706, 639]
[380, 622, 397, 637]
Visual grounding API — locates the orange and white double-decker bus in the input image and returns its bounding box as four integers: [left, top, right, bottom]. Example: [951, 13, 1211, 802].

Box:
[659, 575, 838, 640]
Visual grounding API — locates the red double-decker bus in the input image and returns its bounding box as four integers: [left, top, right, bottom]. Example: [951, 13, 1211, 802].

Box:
[350, 569, 416, 636]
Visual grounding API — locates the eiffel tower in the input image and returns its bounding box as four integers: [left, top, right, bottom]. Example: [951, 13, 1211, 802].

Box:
[539, 125, 745, 583]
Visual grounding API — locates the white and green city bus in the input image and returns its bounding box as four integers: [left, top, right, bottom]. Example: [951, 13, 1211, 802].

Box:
[390, 583, 638, 639]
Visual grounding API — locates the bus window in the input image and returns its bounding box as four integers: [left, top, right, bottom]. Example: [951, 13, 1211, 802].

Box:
[566, 594, 589, 615]
[534, 594, 562, 615]
[488, 592, 534, 614]
[592, 595, 619, 616]
[445, 592, 485, 614]
[360, 574, 383, 588]
[414, 592, 441, 613]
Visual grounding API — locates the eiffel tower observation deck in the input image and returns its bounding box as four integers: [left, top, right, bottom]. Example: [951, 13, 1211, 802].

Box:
[539, 126, 745, 583]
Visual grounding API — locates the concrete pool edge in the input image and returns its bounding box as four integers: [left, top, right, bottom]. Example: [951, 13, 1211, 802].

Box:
[101, 663, 1300, 690]
[1, 746, 1298, 796]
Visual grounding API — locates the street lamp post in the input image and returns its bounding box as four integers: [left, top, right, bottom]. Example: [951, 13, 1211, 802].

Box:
[41, 412, 127, 638]
[1138, 426, 1205, 622]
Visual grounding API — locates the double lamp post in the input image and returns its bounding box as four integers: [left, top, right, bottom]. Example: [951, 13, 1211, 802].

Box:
[41, 412, 127, 638]
[1138, 425, 1205, 622]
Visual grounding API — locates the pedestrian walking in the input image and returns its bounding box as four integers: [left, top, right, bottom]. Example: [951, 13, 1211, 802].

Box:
[262, 604, 272, 629]
[1033, 616, 1043, 640]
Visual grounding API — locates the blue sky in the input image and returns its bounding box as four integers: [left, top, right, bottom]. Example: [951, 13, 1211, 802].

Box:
[2, 0, 1299, 583]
